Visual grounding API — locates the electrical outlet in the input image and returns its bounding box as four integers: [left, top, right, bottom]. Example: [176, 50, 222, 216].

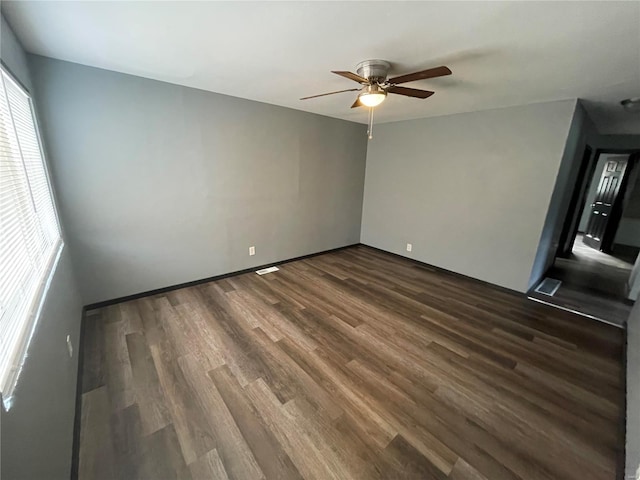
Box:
[249, 246, 256, 256]
[66, 335, 73, 358]
[406, 243, 412, 252]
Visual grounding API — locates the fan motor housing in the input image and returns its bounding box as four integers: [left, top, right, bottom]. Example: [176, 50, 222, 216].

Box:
[356, 60, 391, 83]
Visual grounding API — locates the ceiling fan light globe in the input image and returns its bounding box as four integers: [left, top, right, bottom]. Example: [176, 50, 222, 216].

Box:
[359, 92, 386, 107]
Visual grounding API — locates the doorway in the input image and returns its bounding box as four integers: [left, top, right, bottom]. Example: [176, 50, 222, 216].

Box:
[530, 150, 640, 326]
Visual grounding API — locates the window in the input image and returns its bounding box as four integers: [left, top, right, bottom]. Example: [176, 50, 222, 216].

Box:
[0, 67, 62, 408]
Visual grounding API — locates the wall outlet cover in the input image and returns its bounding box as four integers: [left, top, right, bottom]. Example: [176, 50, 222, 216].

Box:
[249, 246, 256, 256]
[406, 243, 412, 252]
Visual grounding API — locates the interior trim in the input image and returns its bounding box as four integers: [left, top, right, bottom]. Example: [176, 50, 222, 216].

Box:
[83, 244, 360, 311]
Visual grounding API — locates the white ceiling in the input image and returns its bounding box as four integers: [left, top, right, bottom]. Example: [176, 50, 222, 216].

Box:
[2, 1, 640, 133]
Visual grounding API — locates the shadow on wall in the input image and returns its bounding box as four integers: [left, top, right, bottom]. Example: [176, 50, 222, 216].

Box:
[528, 101, 594, 291]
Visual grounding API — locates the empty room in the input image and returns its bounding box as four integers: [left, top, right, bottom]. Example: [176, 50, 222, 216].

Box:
[1, 1, 640, 479]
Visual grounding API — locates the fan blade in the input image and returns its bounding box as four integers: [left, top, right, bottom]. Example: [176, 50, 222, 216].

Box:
[387, 86, 435, 99]
[332, 71, 368, 84]
[388, 66, 451, 85]
[300, 88, 360, 100]
[350, 98, 362, 108]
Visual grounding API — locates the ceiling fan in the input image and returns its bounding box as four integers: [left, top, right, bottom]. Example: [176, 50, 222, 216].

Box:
[301, 60, 451, 107]
[300, 60, 451, 138]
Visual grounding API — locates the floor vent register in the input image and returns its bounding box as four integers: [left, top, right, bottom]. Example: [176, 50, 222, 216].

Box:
[256, 266, 280, 275]
[534, 277, 562, 296]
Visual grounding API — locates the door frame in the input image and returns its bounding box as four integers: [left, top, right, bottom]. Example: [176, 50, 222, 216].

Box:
[557, 145, 594, 257]
[556, 148, 640, 258]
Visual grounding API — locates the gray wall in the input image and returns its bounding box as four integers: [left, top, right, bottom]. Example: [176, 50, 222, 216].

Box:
[1, 15, 30, 88]
[29, 56, 368, 305]
[1, 15, 84, 480]
[597, 135, 640, 151]
[616, 219, 640, 248]
[360, 99, 577, 293]
[0, 253, 83, 480]
[615, 161, 640, 248]
[627, 301, 640, 479]
[528, 101, 596, 289]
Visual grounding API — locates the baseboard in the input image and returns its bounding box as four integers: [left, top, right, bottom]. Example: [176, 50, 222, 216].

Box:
[84, 243, 360, 310]
[619, 326, 628, 480]
[70, 306, 87, 480]
[359, 243, 523, 298]
[71, 241, 626, 479]
[73, 242, 359, 479]
[361, 242, 628, 479]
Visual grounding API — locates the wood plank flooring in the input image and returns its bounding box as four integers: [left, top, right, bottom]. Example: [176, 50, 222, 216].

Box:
[78, 245, 624, 480]
[530, 233, 636, 326]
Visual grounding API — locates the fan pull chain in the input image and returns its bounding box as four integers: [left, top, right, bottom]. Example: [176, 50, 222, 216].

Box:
[367, 107, 374, 140]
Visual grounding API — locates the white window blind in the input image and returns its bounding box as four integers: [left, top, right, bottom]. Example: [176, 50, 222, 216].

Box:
[0, 67, 62, 407]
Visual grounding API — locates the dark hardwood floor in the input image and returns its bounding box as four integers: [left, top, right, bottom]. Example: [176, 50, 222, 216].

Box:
[78, 245, 624, 480]
[530, 233, 637, 327]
